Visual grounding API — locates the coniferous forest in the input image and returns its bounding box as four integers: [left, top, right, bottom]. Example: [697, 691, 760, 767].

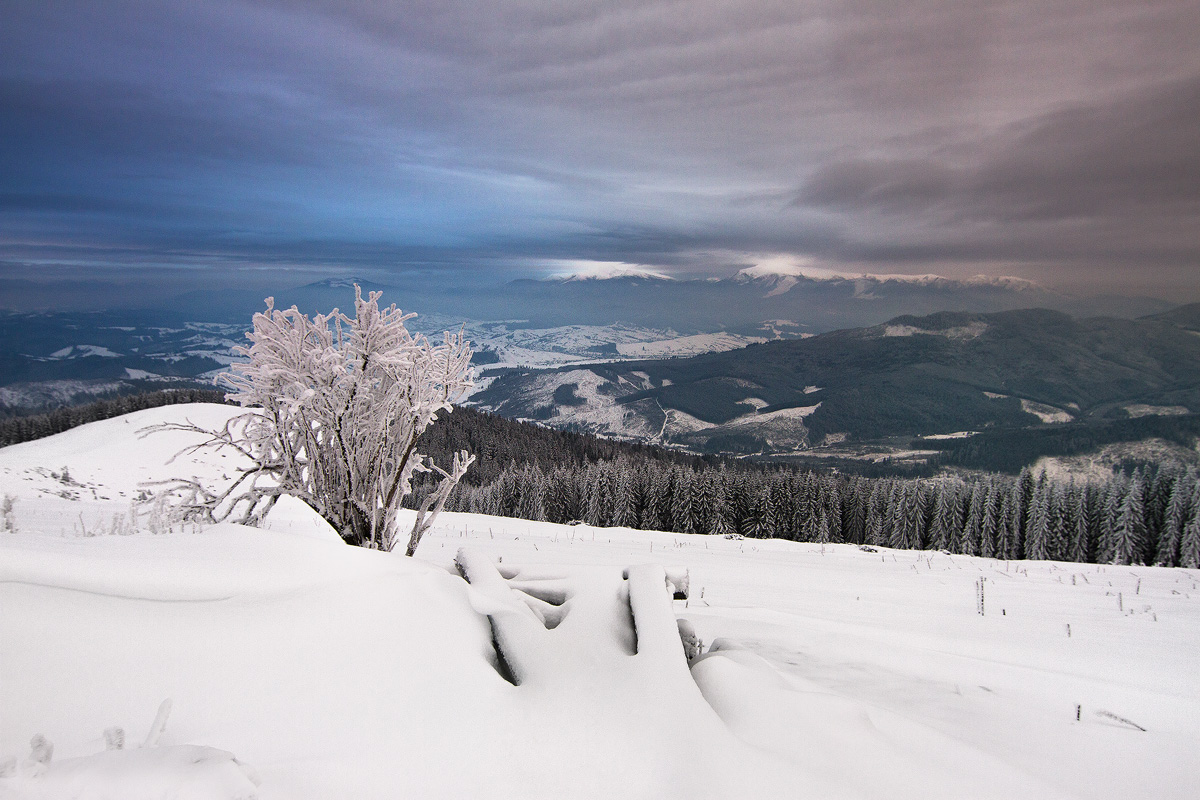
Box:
[4, 392, 1198, 568]
[415, 408, 1200, 568]
[0, 389, 229, 446]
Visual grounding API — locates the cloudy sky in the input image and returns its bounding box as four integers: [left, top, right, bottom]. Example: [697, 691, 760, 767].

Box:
[2, 0, 1198, 307]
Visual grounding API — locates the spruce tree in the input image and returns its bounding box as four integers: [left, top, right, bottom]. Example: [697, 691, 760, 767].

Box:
[824, 482, 844, 543]
[1180, 491, 1200, 568]
[1016, 467, 1037, 553]
[816, 509, 832, 543]
[1097, 480, 1123, 564]
[890, 483, 923, 551]
[1110, 484, 1146, 565]
[1067, 486, 1090, 563]
[1155, 472, 1194, 566]
[864, 482, 886, 546]
[672, 469, 697, 534]
[709, 483, 733, 537]
[1047, 483, 1070, 561]
[690, 473, 715, 537]
[1004, 480, 1023, 559]
[980, 483, 1001, 559]
[1024, 479, 1051, 561]
[517, 465, 546, 521]
[928, 482, 958, 551]
[962, 483, 985, 556]
[752, 483, 776, 539]
[845, 477, 869, 544]
[611, 468, 637, 528]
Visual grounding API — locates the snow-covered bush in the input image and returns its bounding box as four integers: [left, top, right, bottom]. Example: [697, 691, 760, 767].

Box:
[0, 700, 262, 799]
[1, 494, 15, 533]
[148, 286, 474, 554]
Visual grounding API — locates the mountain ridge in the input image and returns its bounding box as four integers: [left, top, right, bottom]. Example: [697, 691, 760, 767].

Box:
[474, 307, 1200, 455]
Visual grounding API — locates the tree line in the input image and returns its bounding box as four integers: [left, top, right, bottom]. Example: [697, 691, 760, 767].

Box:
[0, 389, 229, 446]
[427, 456, 1200, 568]
[5, 390, 1197, 567]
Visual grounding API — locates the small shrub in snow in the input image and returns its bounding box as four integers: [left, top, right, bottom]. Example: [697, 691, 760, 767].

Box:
[1, 494, 15, 533]
[147, 286, 474, 553]
[0, 700, 261, 799]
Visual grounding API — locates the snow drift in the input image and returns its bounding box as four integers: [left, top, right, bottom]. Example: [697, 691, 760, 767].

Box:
[2, 405, 1196, 798]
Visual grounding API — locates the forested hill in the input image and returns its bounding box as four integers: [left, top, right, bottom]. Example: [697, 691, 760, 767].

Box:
[475, 307, 1200, 453]
[4, 391, 1197, 568]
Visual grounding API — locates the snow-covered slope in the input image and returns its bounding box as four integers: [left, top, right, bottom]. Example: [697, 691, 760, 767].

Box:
[2, 406, 1197, 799]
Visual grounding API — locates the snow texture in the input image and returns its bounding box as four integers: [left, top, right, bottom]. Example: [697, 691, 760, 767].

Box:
[1, 405, 1198, 799]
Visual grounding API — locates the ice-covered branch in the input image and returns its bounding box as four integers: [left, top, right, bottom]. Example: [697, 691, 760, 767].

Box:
[142, 286, 474, 550]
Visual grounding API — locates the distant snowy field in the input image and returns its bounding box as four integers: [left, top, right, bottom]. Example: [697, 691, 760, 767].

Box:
[2, 406, 1197, 799]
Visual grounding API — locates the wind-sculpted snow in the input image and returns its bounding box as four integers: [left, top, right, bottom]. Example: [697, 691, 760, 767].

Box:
[452, 550, 809, 796]
[2, 405, 1198, 798]
[0, 531, 802, 796]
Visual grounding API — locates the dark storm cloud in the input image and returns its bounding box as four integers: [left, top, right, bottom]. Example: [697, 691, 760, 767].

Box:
[802, 77, 1200, 220]
[796, 74, 1200, 273]
[2, 0, 1198, 305]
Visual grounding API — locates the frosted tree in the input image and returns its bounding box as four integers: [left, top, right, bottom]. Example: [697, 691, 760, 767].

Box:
[708, 483, 734, 537]
[752, 483, 775, 539]
[584, 464, 611, 526]
[1180, 488, 1200, 568]
[823, 481, 843, 543]
[1024, 477, 1052, 561]
[1155, 471, 1194, 566]
[1067, 487, 1091, 563]
[671, 470, 697, 534]
[844, 477, 869, 544]
[1110, 482, 1147, 565]
[610, 467, 638, 528]
[980, 483, 1001, 559]
[928, 482, 959, 551]
[1047, 483, 1070, 561]
[149, 287, 474, 554]
[888, 482, 922, 550]
[864, 480, 888, 546]
[689, 473, 715, 536]
[516, 465, 547, 522]
[962, 482, 986, 556]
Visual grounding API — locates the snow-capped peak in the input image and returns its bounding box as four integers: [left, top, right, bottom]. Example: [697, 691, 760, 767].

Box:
[543, 261, 674, 282]
[734, 257, 826, 282]
[732, 258, 830, 296]
[303, 277, 373, 289]
[732, 259, 1040, 294]
[735, 258, 946, 285]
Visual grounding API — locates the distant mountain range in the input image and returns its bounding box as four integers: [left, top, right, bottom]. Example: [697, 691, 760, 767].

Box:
[1, 270, 1190, 457]
[168, 268, 1171, 333]
[474, 305, 1200, 455]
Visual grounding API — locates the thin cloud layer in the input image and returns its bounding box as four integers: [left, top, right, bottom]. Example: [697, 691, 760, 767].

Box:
[1, 0, 1197, 304]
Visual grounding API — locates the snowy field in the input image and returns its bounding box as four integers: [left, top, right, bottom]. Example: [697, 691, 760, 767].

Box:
[2, 405, 1198, 799]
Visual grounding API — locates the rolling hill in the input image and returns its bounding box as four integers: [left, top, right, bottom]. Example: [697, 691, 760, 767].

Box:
[474, 308, 1200, 455]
